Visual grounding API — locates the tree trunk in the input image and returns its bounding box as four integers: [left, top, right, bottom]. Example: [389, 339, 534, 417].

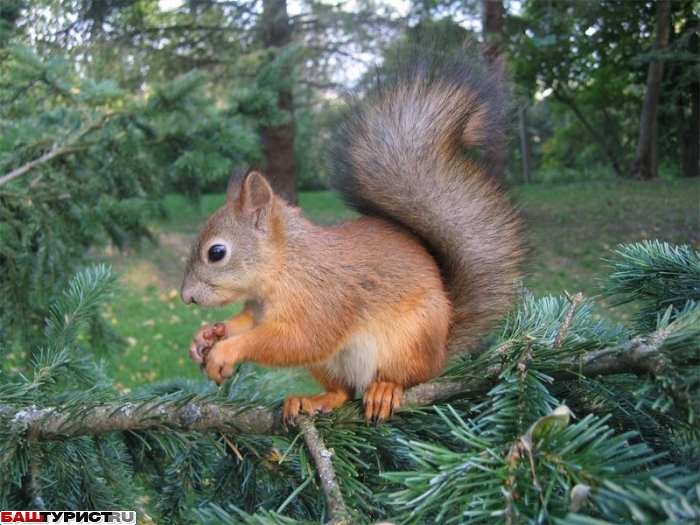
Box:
[626, 0, 672, 180]
[482, 0, 507, 181]
[483, 0, 505, 64]
[684, 80, 700, 177]
[518, 105, 531, 184]
[672, 3, 699, 178]
[259, 0, 298, 204]
[683, 8, 700, 178]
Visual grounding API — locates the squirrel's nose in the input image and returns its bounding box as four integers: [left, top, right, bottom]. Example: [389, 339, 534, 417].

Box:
[181, 276, 198, 304]
[181, 289, 197, 305]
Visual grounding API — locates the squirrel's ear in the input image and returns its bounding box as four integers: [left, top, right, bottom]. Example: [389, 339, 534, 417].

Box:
[234, 170, 274, 230]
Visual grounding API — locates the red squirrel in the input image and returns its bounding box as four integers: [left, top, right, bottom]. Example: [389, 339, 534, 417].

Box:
[180, 47, 526, 422]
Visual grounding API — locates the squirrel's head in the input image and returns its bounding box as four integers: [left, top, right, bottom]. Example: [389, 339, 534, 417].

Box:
[180, 170, 284, 307]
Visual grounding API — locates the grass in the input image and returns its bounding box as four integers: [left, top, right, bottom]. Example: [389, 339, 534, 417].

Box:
[519, 179, 698, 302]
[93, 177, 699, 391]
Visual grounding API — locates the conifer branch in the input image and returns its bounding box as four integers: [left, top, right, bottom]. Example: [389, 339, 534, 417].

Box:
[1, 320, 687, 443]
[0, 144, 90, 186]
[0, 111, 121, 186]
[29, 456, 47, 511]
[2, 401, 286, 441]
[295, 416, 348, 524]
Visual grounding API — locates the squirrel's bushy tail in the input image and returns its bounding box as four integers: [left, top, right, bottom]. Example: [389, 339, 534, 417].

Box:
[330, 46, 526, 354]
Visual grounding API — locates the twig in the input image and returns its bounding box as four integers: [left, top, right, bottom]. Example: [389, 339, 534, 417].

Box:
[1, 322, 684, 444]
[296, 415, 348, 524]
[0, 145, 88, 186]
[29, 454, 47, 511]
[553, 291, 584, 349]
[0, 111, 120, 186]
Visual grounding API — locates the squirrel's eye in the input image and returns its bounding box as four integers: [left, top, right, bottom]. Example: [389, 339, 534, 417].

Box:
[207, 244, 227, 263]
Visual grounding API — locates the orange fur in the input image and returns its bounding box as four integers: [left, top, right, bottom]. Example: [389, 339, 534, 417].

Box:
[183, 191, 450, 420]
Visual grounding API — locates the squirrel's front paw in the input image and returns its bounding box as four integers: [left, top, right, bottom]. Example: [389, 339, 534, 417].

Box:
[202, 341, 239, 385]
[189, 322, 229, 364]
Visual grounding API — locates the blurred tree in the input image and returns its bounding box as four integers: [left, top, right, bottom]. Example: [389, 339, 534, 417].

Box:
[509, 0, 698, 180]
[0, 44, 228, 352]
[258, 0, 297, 203]
[627, 0, 672, 180]
[12, 0, 408, 200]
[0, 0, 24, 45]
[482, 0, 504, 60]
[508, 0, 649, 176]
[668, 0, 699, 178]
[482, 0, 507, 180]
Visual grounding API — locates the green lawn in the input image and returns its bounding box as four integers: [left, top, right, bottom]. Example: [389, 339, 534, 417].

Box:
[93, 177, 699, 391]
[519, 179, 698, 302]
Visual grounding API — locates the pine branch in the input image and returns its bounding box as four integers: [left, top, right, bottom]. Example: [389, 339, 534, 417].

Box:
[1, 400, 285, 441]
[0, 111, 121, 186]
[295, 416, 348, 524]
[0, 144, 90, 186]
[2, 320, 688, 444]
[604, 241, 700, 329]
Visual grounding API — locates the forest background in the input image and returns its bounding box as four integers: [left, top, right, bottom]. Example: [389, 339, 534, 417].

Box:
[0, 0, 699, 524]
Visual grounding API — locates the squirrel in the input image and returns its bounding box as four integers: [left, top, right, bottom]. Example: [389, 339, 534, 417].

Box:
[180, 46, 526, 422]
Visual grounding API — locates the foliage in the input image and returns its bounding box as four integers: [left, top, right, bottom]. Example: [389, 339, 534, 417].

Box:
[0, 44, 260, 352]
[1, 242, 699, 523]
[8, 0, 409, 196]
[509, 0, 699, 178]
[0, 0, 24, 45]
[0, 265, 138, 510]
[604, 241, 700, 330]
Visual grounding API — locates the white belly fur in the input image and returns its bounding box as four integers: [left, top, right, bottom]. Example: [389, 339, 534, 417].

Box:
[323, 333, 379, 391]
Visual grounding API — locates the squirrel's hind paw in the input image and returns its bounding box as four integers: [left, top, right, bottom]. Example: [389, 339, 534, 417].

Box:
[282, 391, 351, 421]
[363, 381, 403, 423]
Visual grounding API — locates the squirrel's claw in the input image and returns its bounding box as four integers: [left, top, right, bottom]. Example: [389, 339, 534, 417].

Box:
[213, 322, 228, 337]
[189, 342, 205, 363]
[203, 355, 234, 385]
[201, 340, 239, 385]
[282, 391, 352, 422]
[189, 323, 231, 365]
[364, 381, 403, 423]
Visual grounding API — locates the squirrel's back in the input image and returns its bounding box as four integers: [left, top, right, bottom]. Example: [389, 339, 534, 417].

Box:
[330, 46, 526, 354]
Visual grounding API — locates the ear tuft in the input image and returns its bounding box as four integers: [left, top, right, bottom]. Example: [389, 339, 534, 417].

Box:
[226, 170, 247, 203]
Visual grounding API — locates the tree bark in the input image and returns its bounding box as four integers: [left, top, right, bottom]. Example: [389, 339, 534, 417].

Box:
[627, 0, 672, 180]
[676, 68, 699, 178]
[683, 9, 700, 178]
[482, 0, 505, 65]
[259, 0, 298, 204]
